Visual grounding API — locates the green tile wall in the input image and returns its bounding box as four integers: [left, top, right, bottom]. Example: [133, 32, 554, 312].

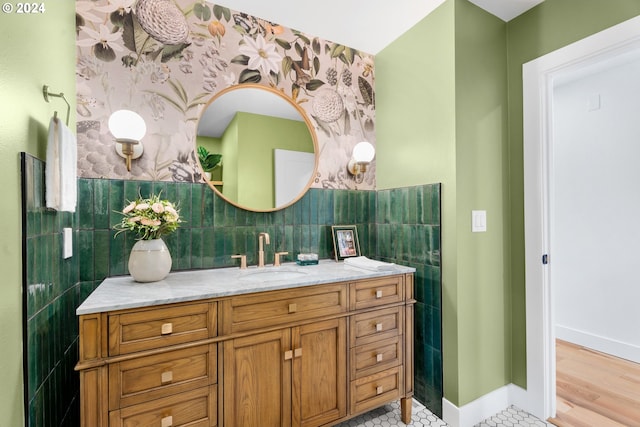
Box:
[374, 184, 443, 416]
[22, 160, 442, 425]
[21, 154, 80, 427]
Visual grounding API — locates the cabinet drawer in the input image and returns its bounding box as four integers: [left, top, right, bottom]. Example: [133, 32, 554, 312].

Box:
[351, 336, 402, 379]
[350, 276, 404, 310]
[350, 306, 403, 347]
[350, 366, 403, 415]
[109, 302, 216, 355]
[109, 344, 217, 409]
[222, 283, 348, 333]
[109, 385, 216, 427]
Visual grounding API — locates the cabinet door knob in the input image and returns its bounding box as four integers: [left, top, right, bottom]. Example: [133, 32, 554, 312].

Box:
[284, 350, 293, 360]
[376, 353, 383, 363]
[161, 371, 173, 384]
[376, 290, 383, 299]
[161, 323, 173, 335]
[294, 348, 303, 358]
[288, 303, 297, 313]
[161, 415, 173, 427]
[375, 322, 383, 332]
[376, 386, 384, 395]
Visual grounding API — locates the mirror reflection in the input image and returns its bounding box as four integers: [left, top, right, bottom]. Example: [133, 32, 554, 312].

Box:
[196, 85, 318, 212]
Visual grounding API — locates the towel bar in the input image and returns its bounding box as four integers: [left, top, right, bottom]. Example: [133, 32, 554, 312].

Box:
[43, 85, 70, 126]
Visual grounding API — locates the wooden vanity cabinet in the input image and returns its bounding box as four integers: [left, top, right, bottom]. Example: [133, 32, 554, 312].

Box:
[76, 273, 415, 427]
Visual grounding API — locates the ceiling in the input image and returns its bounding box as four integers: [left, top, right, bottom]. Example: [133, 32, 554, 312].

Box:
[198, 0, 544, 137]
[210, 0, 544, 54]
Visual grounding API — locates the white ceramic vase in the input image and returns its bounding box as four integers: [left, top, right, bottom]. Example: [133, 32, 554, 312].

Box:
[128, 238, 172, 282]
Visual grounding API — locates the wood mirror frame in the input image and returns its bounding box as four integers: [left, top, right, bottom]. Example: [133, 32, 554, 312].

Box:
[196, 84, 319, 212]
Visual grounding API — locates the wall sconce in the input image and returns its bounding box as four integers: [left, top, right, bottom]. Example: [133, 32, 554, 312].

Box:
[347, 141, 375, 184]
[108, 110, 146, 171]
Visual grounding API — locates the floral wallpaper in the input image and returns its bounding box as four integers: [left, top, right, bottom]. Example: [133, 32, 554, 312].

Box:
[75, 0, 376, 190]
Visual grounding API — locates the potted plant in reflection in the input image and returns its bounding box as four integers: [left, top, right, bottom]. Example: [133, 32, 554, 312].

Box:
[114, 193, 182, 282]
[197, 146, 222, 181]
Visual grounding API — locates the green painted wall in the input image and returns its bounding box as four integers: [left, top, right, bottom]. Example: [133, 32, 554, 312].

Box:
[378, 0, 508, 407]
[376, 0, 460, 404]
[505, 0, 640, 388]
[378, 0, 640, 409]
[221, 115, 239, 201]
[235, 112, 313, 210]
[0, 2, 76, 425]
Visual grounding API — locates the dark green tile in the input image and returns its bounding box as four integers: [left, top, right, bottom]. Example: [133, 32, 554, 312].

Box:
[93, 179, 110, 229]
[109, 180, 125, 228]
[202, 228, 215, 268]
[77, 179, 94, 230]
[202, 187, 215, 228]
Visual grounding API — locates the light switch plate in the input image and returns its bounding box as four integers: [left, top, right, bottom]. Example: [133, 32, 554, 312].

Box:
[63, 228, 73, 259]
[472, 210, 487, 233]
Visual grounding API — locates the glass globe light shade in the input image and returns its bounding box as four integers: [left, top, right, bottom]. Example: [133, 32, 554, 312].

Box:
[352, 141, 375, 163]
[108, 110, 146, 141]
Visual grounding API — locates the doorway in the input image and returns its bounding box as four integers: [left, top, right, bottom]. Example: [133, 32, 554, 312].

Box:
[522, 14, 640, 422]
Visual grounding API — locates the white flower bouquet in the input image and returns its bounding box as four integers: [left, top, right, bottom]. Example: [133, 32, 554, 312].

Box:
[115, 193, 182, 240]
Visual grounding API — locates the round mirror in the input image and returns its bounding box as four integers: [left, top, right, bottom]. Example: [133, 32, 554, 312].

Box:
[196, 84, 318, 212]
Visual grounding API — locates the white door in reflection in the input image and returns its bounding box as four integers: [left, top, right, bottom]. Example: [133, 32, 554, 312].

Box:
[274, 149, 315, 207]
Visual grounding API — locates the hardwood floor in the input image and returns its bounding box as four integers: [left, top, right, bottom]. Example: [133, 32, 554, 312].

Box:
[549, 339, 640, 427]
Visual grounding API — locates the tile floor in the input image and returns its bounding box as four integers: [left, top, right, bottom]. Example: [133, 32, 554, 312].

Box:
[335, 399, 553, 427]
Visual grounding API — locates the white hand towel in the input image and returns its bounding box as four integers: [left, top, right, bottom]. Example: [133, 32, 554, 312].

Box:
[46, 117, 77, 212]
[343, 256, 397, 271]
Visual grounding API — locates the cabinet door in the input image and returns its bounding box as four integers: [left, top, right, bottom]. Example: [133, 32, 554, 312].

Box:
[223, 329, 292, 427]
[292, 318, 347, 427]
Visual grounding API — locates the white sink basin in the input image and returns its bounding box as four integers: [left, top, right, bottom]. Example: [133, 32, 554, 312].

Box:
[239, 268, 309, 282]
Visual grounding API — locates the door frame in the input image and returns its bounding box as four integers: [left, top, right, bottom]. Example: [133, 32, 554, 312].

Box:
[522, 14, 640, 421]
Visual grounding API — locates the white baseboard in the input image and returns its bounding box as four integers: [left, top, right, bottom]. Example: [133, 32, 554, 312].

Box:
[556, 325, 640, 364]
[442, 384, 531, 427]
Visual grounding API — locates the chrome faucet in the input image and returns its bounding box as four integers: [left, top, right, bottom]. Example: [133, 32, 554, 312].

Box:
[258, 232, 270, 267]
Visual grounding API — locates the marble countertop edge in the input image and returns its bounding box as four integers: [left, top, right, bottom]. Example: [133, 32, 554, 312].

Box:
[77, 260, 416, 315]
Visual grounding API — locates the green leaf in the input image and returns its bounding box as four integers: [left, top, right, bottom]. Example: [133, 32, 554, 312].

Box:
[297, 33, 310, 45]
[358, 76, 374, 106]
[239, 69, 262, 84]
[330, 44, 345, 59]
[167, 79, 188, 106]
[305, 79, 325, 91]
[275, 38, 291, 50]
[121, 12, 136, 52]
[282, 56, 293, 77]
[161, 42, 190, 63]
[313, 56, 320, 75]
[294, 42, 303, 58]
[213, 4, 223, 20]
[231, 54, 249, 65]
[201, 5, 212, 21]
[193, 3, 206, 20]
[312, 38, 321, 55]
[233, 24, 248, 35]
[340, 47, 355, 65]
[220, 6, 231, 21]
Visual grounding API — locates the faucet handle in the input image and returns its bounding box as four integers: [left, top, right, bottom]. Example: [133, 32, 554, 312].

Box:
[274, 251, 289, 267]
[231, 254, 247, 269]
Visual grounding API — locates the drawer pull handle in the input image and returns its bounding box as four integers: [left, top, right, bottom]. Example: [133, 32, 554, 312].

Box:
[284, 350, 293, 360]
[161, 415, 173, 427]
[161, 323, 173, 335]
[288, 303, 297, 313]
[376, 290, 383, 299]
[376, 386, 384, 395]
[376, 353, 383, 362]
[161, 371, 173, 384]
[375, 323, 383, 332]
[294, 348, 303, 358]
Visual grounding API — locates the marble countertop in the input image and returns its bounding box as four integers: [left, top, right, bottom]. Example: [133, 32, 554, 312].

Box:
[76, 259, 415, 315]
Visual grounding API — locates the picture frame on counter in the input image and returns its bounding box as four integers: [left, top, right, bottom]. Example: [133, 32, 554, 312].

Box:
[331, 225, 361, 261]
